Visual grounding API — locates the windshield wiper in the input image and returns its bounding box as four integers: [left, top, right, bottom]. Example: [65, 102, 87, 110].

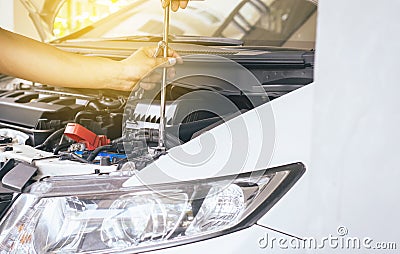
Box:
[169, 35, 243, 46]
[66, 35, 243, 46]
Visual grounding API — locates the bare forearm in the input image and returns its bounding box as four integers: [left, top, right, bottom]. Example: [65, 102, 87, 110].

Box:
[0, 28, 179, 91]
[0, 28, 122, 89]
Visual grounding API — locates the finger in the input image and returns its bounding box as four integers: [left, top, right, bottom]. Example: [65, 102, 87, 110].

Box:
[139, 68, 175, 91]
[166, 47, 183, 63]
[167, 67, 177, 79]
[142, 45, 181, 61]
[142, 45, 175, 58]
[156, 57, 177, 68]
[139, 47, 178, 68]
[143, 72, 162, 83]
[162, 50, 182, 64]
[180, 1, 189, 9]
[167, 47, 180, 58]
[161, 0, 170, 8]
[142, 46, 160, 58]
[139, 67, 175, 91]
[171, 1, 180, 11]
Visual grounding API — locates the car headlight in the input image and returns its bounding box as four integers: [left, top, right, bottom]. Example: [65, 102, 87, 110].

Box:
[0, 163, 304, 253]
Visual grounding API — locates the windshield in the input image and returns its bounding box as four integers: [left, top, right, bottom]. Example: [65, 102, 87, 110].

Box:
[58, 0, 317, 48]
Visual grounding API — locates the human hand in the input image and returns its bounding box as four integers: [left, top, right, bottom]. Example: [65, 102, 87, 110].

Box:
[110, 46, 181, 91]
[161, 0, 189, 12]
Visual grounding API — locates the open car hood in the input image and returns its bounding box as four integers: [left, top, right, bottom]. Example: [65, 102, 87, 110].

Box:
[21, 0, 318, 45]
[19, 0, 66, 42]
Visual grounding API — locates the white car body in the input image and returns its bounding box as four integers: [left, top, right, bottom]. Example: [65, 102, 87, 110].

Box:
[134, 0, 400, 253]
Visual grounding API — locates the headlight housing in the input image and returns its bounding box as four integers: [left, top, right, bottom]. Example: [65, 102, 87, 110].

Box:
[0, 163, 304, 253]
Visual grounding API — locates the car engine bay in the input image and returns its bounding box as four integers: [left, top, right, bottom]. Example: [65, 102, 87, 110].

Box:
[0, 49, 314, 214]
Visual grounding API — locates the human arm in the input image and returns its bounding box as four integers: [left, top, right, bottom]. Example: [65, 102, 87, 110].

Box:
[0, 28, 179, 91]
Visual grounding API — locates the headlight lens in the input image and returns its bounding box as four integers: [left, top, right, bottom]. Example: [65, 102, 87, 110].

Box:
[0, 163, 304, 253]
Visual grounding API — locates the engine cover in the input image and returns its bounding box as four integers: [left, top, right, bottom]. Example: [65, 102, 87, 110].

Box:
[0, 88, 123, 146]
[0, 90, 86, 145]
